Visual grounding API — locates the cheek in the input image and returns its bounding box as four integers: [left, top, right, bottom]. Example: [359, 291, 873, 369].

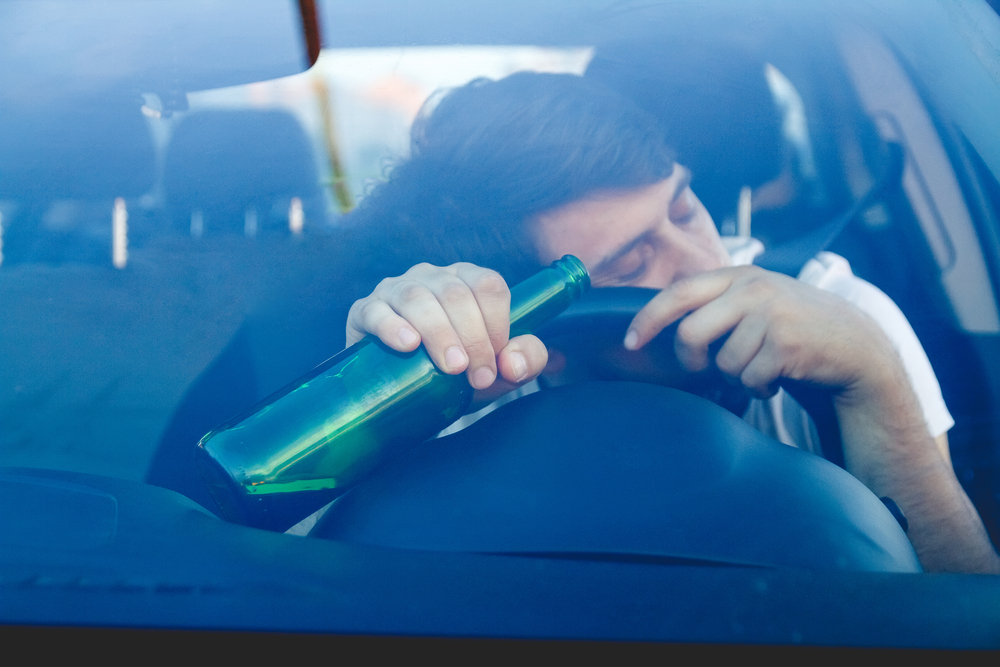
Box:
[700, 233, 732, 268]
[690, 217, 730, 269]
[643, 230, 730, 288]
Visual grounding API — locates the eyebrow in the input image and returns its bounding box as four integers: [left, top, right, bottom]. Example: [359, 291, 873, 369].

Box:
[590, 168, 692, 279]
[591, 230, 655, 279]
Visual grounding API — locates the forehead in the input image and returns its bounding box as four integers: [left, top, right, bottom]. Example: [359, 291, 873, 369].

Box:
[532, 173, 680, 267]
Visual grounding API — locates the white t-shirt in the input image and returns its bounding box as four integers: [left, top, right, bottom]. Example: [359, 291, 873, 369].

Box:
[727, 238, 954, 453]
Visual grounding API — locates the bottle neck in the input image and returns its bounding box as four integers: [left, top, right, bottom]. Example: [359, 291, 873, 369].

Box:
[509, 255, 590, 337]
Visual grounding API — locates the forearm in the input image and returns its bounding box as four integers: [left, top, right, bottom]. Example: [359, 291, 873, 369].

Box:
[834, 355, 1000, 574]
[625, 266, 998, 571]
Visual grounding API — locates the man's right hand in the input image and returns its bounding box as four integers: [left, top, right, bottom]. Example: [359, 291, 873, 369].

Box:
[346, 262, 549, 392]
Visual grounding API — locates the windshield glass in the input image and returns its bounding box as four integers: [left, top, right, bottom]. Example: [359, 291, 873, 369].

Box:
[3, 0, 1000, 646]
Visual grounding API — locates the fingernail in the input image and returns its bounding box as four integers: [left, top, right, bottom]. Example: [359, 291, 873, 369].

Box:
[445, 346, 467, 371]
[624, 329, 639, 350]
[510, 351, 527, 381]
[472, 367, 496, 389]
[399, 327, 418, 346]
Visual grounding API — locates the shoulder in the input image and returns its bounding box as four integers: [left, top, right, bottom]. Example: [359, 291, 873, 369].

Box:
[797, 251, 854, 286]
[797, 251, 900, 318]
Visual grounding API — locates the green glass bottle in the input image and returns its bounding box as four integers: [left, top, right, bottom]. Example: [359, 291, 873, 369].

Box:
[195, 255, 590, 531]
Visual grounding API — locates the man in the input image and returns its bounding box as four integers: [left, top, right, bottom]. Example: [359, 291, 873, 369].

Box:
[344, 72, 999, 573]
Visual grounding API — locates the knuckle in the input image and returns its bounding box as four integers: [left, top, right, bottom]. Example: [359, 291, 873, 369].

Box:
[776, 335, 803, 359]
[673, 344, 700, 371]
[373, 276, 396, 294]
[737, 264, 766, 277]
[741, 272, 778, 299]
[438, 279, 473, 307]
[763, 331, 801, 364]
[471, 269, 509, 300]
[463, 329, 499, 355]
[423, 321, 459, 347]
[674, 317, 702, 348]
[356, 299, 384, 323]
[352, 301, 391, 335]
[401, 262, 445, 283]
[348, 297, 376, 323]
[409, 262, 438, 275]
[669, 277, 698, 304]
[463, 337, 495, 359]
[390, 280, 433, 305]
[347, 296, 367, 319]
[714, 348, 738, 375]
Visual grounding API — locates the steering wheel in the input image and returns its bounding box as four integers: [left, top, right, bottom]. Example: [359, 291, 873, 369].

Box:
[309, 286, 910, 571]
[535, 286, 845, 466]
[534, 286, 750, 417]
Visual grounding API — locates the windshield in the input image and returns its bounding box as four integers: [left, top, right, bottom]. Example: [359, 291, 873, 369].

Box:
[3, 0, 1000, 647]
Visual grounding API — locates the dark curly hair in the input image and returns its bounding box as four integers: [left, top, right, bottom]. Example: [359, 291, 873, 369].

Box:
[346, 71, 675, 283]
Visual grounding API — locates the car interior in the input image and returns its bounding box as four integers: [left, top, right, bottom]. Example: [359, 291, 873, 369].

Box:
[3, 0, 1000, 647]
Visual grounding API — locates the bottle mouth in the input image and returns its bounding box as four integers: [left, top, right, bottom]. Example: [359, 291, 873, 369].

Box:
[555, 255, 591, 297]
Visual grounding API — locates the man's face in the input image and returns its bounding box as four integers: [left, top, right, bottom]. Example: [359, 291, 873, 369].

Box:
[532, 165, 731, 288]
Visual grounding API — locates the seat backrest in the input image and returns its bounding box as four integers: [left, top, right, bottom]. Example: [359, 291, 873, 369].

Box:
[0, 97, 157, 265]
[163, 109, 322, 236]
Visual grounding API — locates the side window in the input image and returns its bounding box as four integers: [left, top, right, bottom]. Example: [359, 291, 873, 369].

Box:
[835, 17, 1000, 546]
[837, 25, 1000, 335]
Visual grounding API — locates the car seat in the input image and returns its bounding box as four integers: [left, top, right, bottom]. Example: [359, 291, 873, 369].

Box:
[0, 96, 156, 265]
[163, 109, 325, 239]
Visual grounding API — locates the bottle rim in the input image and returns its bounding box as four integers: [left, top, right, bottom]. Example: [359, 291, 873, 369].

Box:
[554, 255, 591, 297]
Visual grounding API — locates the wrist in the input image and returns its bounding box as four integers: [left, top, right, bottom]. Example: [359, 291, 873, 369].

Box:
[832, 349, 942, 495]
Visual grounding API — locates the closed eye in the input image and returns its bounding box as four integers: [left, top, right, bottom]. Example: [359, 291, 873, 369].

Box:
[597, 240, 654, 287]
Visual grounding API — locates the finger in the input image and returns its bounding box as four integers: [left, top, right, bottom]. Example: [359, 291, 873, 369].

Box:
[712, 314, 768, 380]
[497, 334, 548, 384]
[419, 272, 504, 389]
[738, 344, 784, 399]
[625, 270, 738, 351]
[346, 297, 421, 349]
[381, 278, 476, 378]
[464, 335, 549, 410]
[673, 291, 754, 372]
[454, 264, 512, 354]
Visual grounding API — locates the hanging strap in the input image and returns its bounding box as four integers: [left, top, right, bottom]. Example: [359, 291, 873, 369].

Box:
[754, 142, 905, 276]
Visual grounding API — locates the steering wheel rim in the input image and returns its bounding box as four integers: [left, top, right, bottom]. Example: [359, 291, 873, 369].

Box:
[535, 286, 845, 465]
[535, 286, 751, 417]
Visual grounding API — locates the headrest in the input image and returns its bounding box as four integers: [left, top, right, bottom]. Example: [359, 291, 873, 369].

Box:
[0, 98, 156, 200]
